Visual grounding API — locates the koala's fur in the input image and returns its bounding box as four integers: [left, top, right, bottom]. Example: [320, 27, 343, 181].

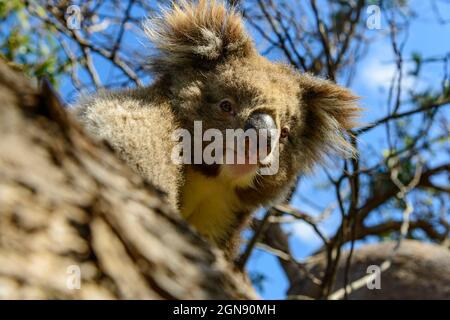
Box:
[75, 0, 360, 258]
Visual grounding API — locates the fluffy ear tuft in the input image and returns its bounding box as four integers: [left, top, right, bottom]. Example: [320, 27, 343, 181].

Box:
[144, 0, 255, 74]
[298, 74, 361, 164]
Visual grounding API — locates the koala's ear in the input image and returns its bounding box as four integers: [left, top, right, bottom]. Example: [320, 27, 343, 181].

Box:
[298, 74, 361, 162]
[144, 0, 256, 74]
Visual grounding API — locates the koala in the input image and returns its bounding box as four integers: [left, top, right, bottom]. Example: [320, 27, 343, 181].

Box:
[75, 0, 360, 258]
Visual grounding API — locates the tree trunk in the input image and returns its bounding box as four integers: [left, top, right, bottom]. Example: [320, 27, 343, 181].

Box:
[287, 240, 450, 300]
[0, 60, 256, 299]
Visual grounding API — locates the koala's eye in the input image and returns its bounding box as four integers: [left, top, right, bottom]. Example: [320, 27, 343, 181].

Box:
[280, 127, 290, 139]
[219, 99, 233, 113]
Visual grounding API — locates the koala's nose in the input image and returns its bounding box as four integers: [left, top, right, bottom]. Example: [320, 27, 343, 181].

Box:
[244, 112, 277, 134]
[244, 112, 277, 152]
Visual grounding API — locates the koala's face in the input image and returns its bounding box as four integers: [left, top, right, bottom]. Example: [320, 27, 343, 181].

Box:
[201, 57, 301, 185]
[171, 55, 358, 196]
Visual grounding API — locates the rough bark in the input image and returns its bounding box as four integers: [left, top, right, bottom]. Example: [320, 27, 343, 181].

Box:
[0, 61, 256, 299]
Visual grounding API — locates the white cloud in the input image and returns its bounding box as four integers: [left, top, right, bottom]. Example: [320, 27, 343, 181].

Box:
[362, 57, 416, 92]
[359, 42, 420, 93]
[286, 221, 324, 246]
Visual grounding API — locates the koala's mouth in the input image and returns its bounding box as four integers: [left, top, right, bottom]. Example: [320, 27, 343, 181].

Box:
[223, 148, 259, 177]
[195, 112, 279, 182]
[223, 162, 258, 179]
[220, 143, 272, 182]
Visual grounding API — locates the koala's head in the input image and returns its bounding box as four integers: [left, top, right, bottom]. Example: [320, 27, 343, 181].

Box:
[145, 0, 360, 203]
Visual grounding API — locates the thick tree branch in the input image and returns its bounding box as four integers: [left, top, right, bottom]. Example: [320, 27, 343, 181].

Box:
[0, 60, 255, 299]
